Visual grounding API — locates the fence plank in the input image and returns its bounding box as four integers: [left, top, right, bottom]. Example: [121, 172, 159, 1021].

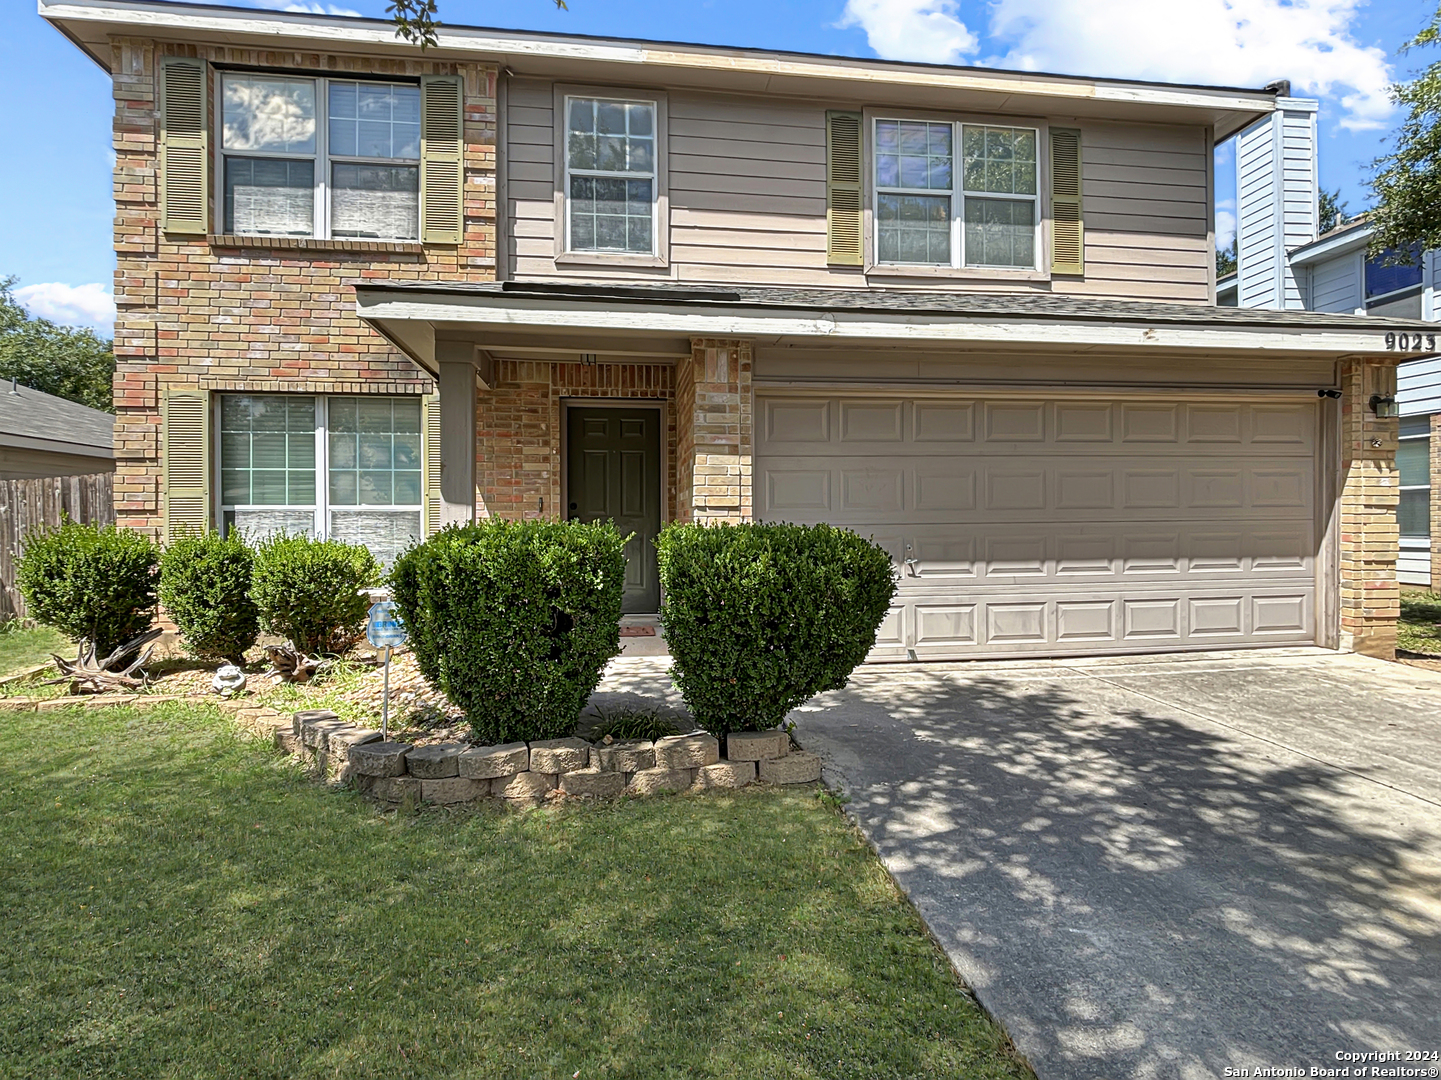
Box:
[0, 473, 113, 621]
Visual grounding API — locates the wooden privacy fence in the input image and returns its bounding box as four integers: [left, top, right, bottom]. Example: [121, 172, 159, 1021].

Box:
[0, 473, 114, 622]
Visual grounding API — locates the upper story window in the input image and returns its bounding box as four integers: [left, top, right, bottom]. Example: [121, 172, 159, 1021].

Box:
[1365, 244, 1425, 300]
[564, 96, 656, 254]
[220, 74, 421, 241]
[874, 119, 1039, 270]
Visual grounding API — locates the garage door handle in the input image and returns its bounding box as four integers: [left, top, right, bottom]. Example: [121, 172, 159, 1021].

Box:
[904, 558, 920, 577]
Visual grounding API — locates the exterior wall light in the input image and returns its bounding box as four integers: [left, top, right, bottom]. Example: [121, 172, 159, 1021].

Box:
[1369, 394, 1400, 419]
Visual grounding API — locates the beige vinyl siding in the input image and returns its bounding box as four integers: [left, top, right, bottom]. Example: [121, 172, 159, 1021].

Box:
[506, 83, 1211, 301]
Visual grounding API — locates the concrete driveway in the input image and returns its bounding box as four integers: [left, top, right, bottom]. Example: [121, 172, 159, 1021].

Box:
[776, 648, 1441, 1080]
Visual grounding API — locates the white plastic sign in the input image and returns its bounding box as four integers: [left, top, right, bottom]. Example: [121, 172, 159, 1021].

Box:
[366, 601, 408, 649]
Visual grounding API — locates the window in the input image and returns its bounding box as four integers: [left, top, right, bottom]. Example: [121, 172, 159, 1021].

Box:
[564, 96, 656, 254]
[1365, 244, 1424, 301]
[220, 74, 420, 241]
[219, 394, 423, 566]
[1399, 415, 1432, 542]
[874, 119, 1039, 270]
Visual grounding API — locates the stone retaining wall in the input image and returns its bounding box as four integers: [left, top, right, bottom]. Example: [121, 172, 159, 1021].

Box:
[285, 709, 821, 807]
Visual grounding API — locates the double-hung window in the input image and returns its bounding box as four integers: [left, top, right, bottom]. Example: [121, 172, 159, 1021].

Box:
[874, 119, 1039, 270]
[1399, 415, 1432, 550]
[219, 394, 423, 566]
[564, 96, 657, 254]
[220, 73, 421, 241]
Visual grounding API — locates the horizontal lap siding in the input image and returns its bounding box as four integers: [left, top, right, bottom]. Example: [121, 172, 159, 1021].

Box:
[1308, 251, 1361, 313]
[506, 81, 558, 278]
[1399, 357, 1441, 415]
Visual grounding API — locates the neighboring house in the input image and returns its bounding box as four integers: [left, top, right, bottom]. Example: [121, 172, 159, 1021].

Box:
[40, 0, 1429, 659]
[0, 380, 114, 480]
[1218, 109, 1441, 589]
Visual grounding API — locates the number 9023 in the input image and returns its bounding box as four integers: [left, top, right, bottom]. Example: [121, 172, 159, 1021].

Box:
[1387, 331, 1437, 351]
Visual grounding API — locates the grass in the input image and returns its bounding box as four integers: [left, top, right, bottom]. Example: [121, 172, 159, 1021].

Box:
[0, 622, 66, 678]
[0, 702, 1032, 1080]
[1399, 588, 1441, 655]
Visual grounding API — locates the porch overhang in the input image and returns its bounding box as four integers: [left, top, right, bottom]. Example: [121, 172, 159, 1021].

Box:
[355, 280, 1441, 373]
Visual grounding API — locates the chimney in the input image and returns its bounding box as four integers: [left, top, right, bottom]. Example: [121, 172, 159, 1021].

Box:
[1235, 95, 1319, 310]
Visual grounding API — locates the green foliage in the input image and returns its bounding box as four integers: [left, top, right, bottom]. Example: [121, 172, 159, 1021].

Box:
[249, 533, 378, 655]
[1319, 188, 1350, 233]
[656, 522, 897, 735]
[589, 708, 682, 743]
[0, 277, 115, 412]
[15, 521, 157, 654]
[389, 519, 627, 744]
[1370, 6, 1441, 257]
[1216, 237, 1237, 277]
[1399, 589, 1441, 655]
[158, 532, 259, 662]
[387, 0, 566, 48]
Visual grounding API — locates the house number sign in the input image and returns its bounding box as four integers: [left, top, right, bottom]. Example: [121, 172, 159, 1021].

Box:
[1386, 332, 1437, 351]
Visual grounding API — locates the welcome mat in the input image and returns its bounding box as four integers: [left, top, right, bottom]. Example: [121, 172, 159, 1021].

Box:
[619, 626, 657, 637]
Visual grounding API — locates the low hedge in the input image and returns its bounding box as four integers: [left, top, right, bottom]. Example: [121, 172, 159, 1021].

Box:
[158, 531, 259, 662]
[250, 533, 379, 655]
[15, 521, 159, 656]
[390, 519, 627, 745]
[655, 522, 897, 735]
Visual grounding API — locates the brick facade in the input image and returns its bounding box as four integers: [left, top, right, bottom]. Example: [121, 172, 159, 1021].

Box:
[110, 37, 498, 535]
[675, 338, 753, 523]
[1338, 358, 1401, 656]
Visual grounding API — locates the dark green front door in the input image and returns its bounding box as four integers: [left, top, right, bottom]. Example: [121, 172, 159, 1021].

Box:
[566, 407, 661, 614]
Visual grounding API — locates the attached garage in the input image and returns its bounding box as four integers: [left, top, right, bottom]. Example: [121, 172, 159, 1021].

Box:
[755, 391, 1321, 659]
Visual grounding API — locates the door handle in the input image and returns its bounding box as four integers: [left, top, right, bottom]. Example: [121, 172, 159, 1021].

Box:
[904, 558, 920, 577]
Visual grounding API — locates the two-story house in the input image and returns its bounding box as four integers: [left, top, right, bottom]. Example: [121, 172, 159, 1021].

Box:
[42, 0, 1430, 659]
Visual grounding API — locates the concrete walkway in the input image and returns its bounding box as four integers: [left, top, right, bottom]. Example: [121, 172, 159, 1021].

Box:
[596, 648, 1441, 1079]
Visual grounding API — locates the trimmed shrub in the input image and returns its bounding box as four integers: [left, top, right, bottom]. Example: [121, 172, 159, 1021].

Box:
[15, 521, 158, 655]
[390, 519, 627, 745]
[250, 533, 379, 655]
[655, 522, 897, 735]
[158, 531, 259, 662]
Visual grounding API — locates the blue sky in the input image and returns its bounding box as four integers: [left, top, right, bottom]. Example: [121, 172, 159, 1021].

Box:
[4, 0, 1436, 333]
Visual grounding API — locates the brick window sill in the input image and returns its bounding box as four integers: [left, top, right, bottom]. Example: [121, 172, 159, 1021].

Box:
[208, 235, 426, 255]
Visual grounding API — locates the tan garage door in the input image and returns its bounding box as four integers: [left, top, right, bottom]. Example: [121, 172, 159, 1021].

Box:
[755, 394, 1319, 659]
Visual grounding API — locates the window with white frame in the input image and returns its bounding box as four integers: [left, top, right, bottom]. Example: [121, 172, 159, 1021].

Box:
[1399, 415, 1432, 543]
[219, 394, 423, 566]
[874, 119, 1039, 270]
[564, 96, 656, 254]
[220, 74, 421, 241]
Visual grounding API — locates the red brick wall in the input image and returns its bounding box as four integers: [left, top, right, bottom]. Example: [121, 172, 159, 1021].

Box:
[1338, 357, 1401, 656]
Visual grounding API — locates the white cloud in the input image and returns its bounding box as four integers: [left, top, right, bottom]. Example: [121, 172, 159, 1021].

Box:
[1216, 204, 1237, 249]
[15, 283, 116, 334]
[837, 0, 1394, 131]
[836, 0, 979, 65]
[251, 0, 363, 16]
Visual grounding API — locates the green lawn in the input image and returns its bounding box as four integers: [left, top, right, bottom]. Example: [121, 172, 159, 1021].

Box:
[0, 702, 1032, 1080]
[1399, 589, 1441, 655]
[0, 622, 66, 678]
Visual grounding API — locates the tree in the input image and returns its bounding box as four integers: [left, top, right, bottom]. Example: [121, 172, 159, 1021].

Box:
[388, 0, 565, 48]
[1318, 188, 1350, 233]
[1217, 237, 1237, 277]
[1369, 4, 1441, 261]
[0, 277, 115, 413]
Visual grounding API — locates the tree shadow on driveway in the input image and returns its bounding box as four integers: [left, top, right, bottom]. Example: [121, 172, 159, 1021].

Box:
[794, 668, 1441, 1080]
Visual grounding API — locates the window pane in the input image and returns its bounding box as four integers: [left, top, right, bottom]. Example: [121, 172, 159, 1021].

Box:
[1401, 416, 1431, 438]
[330, 432, 357, 470]
[1399, 438, 1431, 487]
[964, 197, 1036, 268]
[394, 470, 422, 504]
[224, 157, 314, 236]
[1366, 245, 1424, 298]
[569, 174, 653, 253]
[876, 120, 952, 192]
[565, 97, 655, 175]
[961, 126, 1039, 196]
[327, 396, 422, 510]
[329, 510, 421, 569]
[328, 81, 421, 161]
[1400, 488, 1431, 539]
[231, 509, 315, 543]
[218, 394, 317, 508]
[331, 163, 419, 240]
[222, 75, 316, 153]
[876, 193, 950, 265]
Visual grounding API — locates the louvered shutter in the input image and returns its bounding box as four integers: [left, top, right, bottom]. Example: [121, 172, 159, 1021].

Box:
[164, 389, 210, 541]
[159, 57, 209, 235]
[1050, 127, 1084, 275]
[422, 395, 442, 536]
[420, 75, 464, 244]
[826, 110, 863, 266]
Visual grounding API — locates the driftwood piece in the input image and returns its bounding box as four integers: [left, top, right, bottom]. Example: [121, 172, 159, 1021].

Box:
[46, 628, 163, 694]
[262, 643, 333, 684]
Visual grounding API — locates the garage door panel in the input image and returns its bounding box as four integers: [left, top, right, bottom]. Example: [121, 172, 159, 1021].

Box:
[756, 392, 1318, 658]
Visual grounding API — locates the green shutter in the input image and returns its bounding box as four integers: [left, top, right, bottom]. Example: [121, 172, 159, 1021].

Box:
[826, 110, 863, 267]
[422, 394, 442, 536]
[1050, 127, 1084, 275]
[420, 75, 464, 244]
[164, 389, 210, 541]
[159, 57, 209, 235]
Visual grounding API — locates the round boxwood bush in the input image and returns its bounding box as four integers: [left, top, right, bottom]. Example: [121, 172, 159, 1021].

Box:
[15, 520, 159, 655]
[655, 521, 897, 736]
[389, 519, 627, 745]
[158, 531, 259, 662]
[250, 533, 379, 655]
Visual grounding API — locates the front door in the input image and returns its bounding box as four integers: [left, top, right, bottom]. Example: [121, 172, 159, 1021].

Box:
[566, 406, 662, 613]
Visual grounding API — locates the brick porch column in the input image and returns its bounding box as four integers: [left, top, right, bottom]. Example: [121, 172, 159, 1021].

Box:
[1338, 357, 1401, 656]
[675, 338, 752, 523]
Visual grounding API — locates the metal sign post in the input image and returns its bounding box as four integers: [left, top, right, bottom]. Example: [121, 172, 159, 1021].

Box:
[365, 601, 408, 741]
